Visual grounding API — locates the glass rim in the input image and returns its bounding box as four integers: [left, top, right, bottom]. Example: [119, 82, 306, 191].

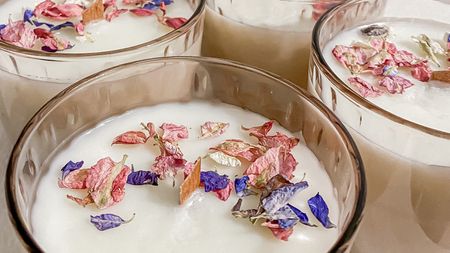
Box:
[311, 0, 450, 140]
[0, 0, 206, 58]
[5, 56, 366, 253]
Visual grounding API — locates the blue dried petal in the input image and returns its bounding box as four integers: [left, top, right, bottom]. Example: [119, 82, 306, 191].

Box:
[287, 203, 316, 227]
[127, 169, 158, 186]
[0, 24, 6, 32]
[90, 213, 134, 231]
[262, 181, 309, 215]
[144, 0, 173, 10]
[200, 171, 229, 192]
[32, 20, 55, 29]
[23, 9, 34, 24]
[50, 21, 74, 31]
[61, 160, 84, 179]
[308, 193, 336, 229]
[234, 175, 249, 197]
[278, 218, 297, 229]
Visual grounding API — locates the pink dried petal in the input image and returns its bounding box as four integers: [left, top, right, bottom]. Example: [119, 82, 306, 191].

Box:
[164, 17, 188, 29]
[258, 132, 300, 151]
[393, 50, 425, 67]
[332, 44, 375, 74]
[0, 20, 37, 49]
[112, 131, 147, 145]
[210, 139, 265, 162]
[213, 181, 233, 201]
[269, 227, 294, 241]
[34, 0, 84, 20]
[130, 9, 155, 16]
[75, 22, 84, 35]
[34, 28, 52, 39]
[261, 220, 280, 229]
[183, 162, 195, 179]
[104, 0, 117, 9]
[151, 155, 186, 179]
[200, 121, 229, 139]
[122, 0, 147, 4]
[162, 141, 183, 159]
[160, 123, 188, 142]
[366, 51, 393, 69]
[348, 77, 382, 98]
[378, 76, 414, 94]
[58, 169, 89, 189]
[85, 156, 130, 209]
[40, 35, 73, 52]
[411, 65, 432, 82]
[244, 147, 297, 188]
[242, 121, 274, 137]
[105, 8, 128, 22]
[145, 122, 157, 138]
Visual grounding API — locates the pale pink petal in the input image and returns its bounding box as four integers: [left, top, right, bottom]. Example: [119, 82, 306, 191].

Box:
[348, 77, 382, 98]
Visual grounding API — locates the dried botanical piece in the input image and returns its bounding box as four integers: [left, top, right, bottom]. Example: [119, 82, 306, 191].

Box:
[361, 24, 390, 38]
[90, 213, 135, 231]
[82, 0, 105, 24]
[308, 193, 336, 229]
[208, 151, 241, 167]
[200, 121, 229, 139]
[431, 70, 450, 84]
[179, 158, 201, 205]
[412, 34, 445, 67]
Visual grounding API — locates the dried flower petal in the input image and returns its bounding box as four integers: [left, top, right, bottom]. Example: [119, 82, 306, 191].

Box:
[82, 0, 105, 24]
[58, 169, 90, 189]
[179, 158, 201, 204]
[213, 180, 233, 201]
[61, 160, 84, 179]
[34, 0, 84, 20]
[210, 139, 265, 162]
[361, 24, 390, 38]
[412, 34, 445, 67]
[127, 168, 158, 186]
[90, 213, 135, 231]
[348, 77, 382, 98]
[76, 155, 131, 209]
[164, 17, 187, 29]
[50, 21, 74, 31]
[378, 76, 414, 94]
[308, 193, 336, 229]
[234, 175, 250, 198]
[244, 147, 298, 188]
[151, 155, 186, 180]
[261, 181, 309, 215]
[242, 121, 273, 137]
[231, 198, 259, 219]
[200, 121, 229, 139]
[257, 132, 300, 151]
[268, 226, 293, 241]
[67, 194, 94, 207]
[105, 8, 128, 22]
[0, 20, 37, 49]
[287, 203, 316, 227]
[209, 151, 241, 167]
[130, 8, 155, 16]
[160, 123, 188, 142]
[200, 171, 229, 192]
[112, 131, 147, 145]
[411, 65, 432, 82]
[393, 50, 425, 67]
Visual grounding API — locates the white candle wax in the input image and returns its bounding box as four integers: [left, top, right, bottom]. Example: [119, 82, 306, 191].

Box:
[0, 0, 196, 53]
[321, 19, 450, 252]
[202, 0, 327, 87]
[31, 101, 340, 253]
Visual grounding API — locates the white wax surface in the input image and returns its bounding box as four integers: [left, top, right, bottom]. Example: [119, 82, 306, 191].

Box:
[209, 0, 315, 32]
[323, 19, 450, 132]
[31, 101, 339, 253]
[0, 0, 195, 53]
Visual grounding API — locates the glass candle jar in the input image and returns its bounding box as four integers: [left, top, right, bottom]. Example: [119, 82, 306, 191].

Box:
[201, 0, 348, 88]
[6, 57, 365, 252]
[0, 0, 205, 147]
[309, 0, 450, 252]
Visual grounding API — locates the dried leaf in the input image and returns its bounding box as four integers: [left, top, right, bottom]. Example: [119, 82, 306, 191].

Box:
[179, 158, 201, 205]
[82, 0, 105, 24]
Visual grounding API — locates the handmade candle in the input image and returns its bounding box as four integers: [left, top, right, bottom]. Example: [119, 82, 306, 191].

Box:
[32, 101, 340, 253]
[0, 0, 204, 145]
[202, 0, 344, 87]
[309, 0, 450, 251]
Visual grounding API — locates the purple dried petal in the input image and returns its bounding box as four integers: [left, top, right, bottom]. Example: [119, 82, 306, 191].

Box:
[32, 20, 55, 29]
[287, 203, 316, 227]
[0, 24, 6, 31]
[127, 168, 159, 186]
[90, 213, 134, 231]
[23, 9, 34, 24]
[200, 171, 229, 192]
[262, 181, 309, 215]
[308, 193, 336, 229]
[61, 160, 84, 179]
[234, 175, 249, 197]
[50, 21, 74, 31]
[278, 218, 297, 229]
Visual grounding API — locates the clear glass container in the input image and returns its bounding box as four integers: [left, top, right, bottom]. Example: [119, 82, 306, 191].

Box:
[201, 0, 347, 88]
[309, 0, 450, 252]
[6, 57, 365, 252]
[0, 0, 206, 147]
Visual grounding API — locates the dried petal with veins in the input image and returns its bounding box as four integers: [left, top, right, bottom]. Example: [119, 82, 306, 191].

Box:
[208, 151, 241, 167]
[200, 121, 229, 139]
